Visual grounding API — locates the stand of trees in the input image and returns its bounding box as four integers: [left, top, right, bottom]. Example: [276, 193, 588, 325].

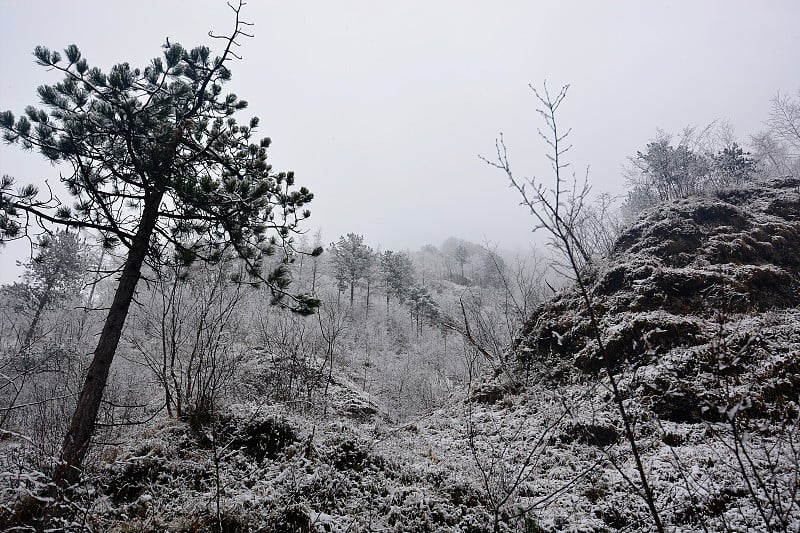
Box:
[624, 90, 800, 216]
[624, 128, 757, 214]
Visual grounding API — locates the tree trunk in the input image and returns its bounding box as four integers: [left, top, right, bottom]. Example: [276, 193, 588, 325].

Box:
[79, 245, 106, 335]
[160, 280, 174, 418]
[54, 191, 163, 487]
[311, 260, 318, 293]
[365, 278, 371, 314]
[22, 287, 50, 349]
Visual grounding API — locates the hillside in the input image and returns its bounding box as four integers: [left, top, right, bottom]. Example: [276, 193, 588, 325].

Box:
[451, 176, 800, 530]
[3, 178, 799, 531]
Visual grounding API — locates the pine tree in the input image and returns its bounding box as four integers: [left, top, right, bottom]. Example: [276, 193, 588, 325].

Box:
[406, 285, 439, 332]
[379, 250, 415, 304]
[17, 230, 85, 348]
[0, 3, 319, 486]
[454, 243, 472, 278]
[329, 233, 374, 306]
[711, 143, 756, 186]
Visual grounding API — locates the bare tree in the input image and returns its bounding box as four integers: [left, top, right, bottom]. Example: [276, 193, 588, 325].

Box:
[755, 89, 800, 179]
[482, 82, 665, 532]
[128, 259, 248, 421]
[254, 303, 325, 409]
[768, 90, 800, 155]
[316, 290, 350, 414]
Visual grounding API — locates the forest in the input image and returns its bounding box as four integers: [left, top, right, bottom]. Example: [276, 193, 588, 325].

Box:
[1, 2, 799, 532]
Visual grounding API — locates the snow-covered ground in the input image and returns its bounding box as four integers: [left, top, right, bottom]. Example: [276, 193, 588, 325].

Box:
[2, 179, 799, 531]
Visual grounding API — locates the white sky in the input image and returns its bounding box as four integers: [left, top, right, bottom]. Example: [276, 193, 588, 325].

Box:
[1, 1, 799, 283]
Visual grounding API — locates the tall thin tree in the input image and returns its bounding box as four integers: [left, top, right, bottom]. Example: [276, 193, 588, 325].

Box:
[0, 2, 320, 486]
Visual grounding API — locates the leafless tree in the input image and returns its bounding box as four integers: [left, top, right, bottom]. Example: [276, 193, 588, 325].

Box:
[754, 89, 800, 179]
[128, 260, 247, 422]
[482, 81, 666, 532]
[254, 303, 326, 409]
[316, 290, 350, 415]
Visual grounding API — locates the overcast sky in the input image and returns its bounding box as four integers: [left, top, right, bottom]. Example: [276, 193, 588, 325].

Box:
[1, 1, 799, 283]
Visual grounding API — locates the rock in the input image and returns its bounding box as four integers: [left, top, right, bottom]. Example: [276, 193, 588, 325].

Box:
[515, 177, 800, 423]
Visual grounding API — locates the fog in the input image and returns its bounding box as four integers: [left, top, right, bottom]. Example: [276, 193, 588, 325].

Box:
[1, 0, 799, 283]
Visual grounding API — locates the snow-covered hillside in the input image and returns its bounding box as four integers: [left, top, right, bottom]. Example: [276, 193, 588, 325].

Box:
[3, 179, 799, 531]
